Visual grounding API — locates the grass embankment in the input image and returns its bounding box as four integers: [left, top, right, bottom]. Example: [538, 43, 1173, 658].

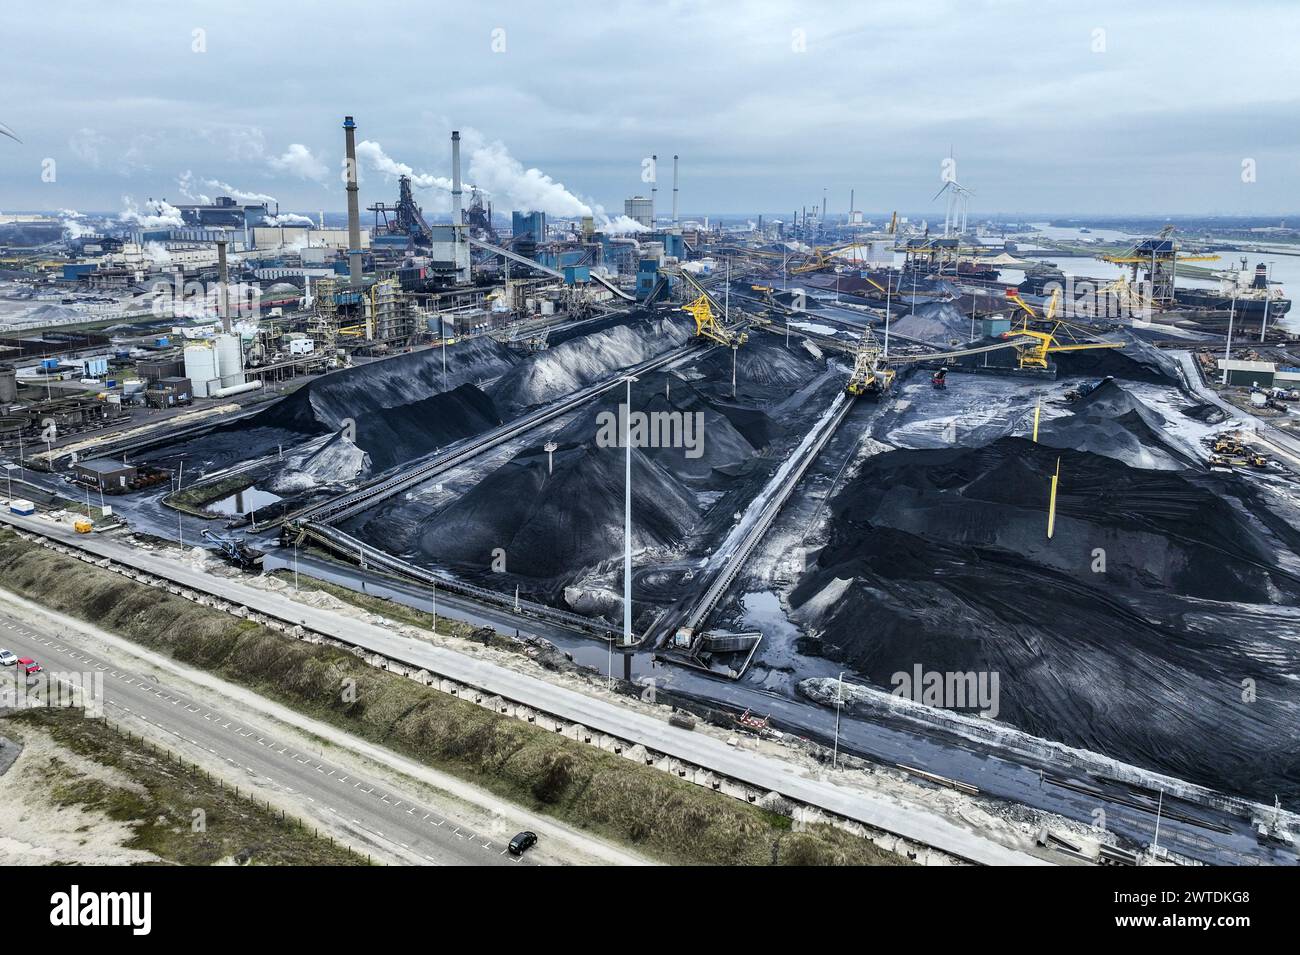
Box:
[165, 473, 254, 516]
[3, 709, 362, 865]
[268, 568, 511, 648]
[0, 531, 906, 866]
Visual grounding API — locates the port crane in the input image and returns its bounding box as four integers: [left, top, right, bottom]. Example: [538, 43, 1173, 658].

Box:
[1101, 225, 1220, 305]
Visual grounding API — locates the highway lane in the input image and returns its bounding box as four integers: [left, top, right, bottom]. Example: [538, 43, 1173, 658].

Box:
[0, 511, 1047, 865]
[0, 612, 526, 867]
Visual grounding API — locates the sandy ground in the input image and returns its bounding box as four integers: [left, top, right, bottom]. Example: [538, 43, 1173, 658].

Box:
[0, 722, 159, 866]
[0, 588, 652, 867]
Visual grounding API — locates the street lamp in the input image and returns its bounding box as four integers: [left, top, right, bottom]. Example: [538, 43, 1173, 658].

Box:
[832, 671, 845, 770]
[622, 374, 638, 649]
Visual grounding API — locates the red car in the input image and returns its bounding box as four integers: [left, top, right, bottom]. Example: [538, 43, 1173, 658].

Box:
[17, 658, 41, 676]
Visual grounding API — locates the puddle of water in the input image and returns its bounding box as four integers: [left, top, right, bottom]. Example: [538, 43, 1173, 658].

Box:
[208, 486, 282, 516]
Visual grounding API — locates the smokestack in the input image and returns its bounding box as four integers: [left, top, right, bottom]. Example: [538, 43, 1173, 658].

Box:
[850, 188, 855, 218]
[650, 154, 657, 227]
[451, 130, 463, 226]
[216, 239, 230, 333]
[672, 155, 679, 226]
[343, 115, 362, 285]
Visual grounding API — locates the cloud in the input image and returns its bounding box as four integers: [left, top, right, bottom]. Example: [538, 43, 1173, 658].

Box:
[269, 143, 328, 182]
[69, 128, 107, 168]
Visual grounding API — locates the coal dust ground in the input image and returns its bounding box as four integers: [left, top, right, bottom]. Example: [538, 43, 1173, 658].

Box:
[783, 359, 1300, 804]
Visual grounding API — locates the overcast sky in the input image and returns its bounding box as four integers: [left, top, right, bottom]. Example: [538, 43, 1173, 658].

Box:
[2, 0, 1297, 220]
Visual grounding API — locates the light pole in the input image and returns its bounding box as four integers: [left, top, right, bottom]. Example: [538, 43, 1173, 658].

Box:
[832, 671, 845, 770]
[1222, 289, 1238, 385]
[623, 374, 638, 650]
[1259, 261, 1275, 343]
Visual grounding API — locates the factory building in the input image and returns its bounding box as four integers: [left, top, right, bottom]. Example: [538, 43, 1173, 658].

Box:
[511, 211, 547, 246]
[624, 196, 653, 229]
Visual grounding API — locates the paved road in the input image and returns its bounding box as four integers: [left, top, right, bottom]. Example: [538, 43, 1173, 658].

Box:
[0, 511, 1046, 865]
[0, 612, 527, 866]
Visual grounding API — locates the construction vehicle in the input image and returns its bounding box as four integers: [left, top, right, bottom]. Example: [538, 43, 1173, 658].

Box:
[1065, 376, 1114, 401]
[931, 367, 948, 389]
[1209, 451, 1269, 471]
[201, 529, 262, 570]
[846, 325, 895, 397]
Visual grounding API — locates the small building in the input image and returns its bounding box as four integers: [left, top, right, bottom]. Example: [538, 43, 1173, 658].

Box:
[146, 376, 192, 408]
[1219, 359, 1276, 388]
[74, 458, 137, 491]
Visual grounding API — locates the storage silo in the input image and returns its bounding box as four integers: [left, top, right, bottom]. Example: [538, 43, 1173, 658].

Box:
[214, 334, 245, 388]
[183, 342, 219, 398]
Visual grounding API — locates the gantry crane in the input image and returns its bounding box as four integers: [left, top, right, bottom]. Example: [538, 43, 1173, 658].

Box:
[1101, 225, 1220, 306]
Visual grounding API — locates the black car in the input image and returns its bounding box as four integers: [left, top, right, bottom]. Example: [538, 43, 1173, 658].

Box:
[508, 831, 537, 855]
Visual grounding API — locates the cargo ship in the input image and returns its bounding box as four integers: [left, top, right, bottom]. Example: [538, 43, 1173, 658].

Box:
[1173, 259, 1290, 318]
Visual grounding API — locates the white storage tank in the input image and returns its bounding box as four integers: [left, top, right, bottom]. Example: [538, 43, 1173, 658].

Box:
[183, 343, 219, 398]
[214, 333, 245, 388]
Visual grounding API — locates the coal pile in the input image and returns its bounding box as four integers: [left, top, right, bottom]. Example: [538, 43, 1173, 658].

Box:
[789, 436, 1300, 800]
[890, 301, 973, 344]
[1038, 379, 1194, 470]
[1053, 345, 1175, 384]
[491, 316, 690, 418]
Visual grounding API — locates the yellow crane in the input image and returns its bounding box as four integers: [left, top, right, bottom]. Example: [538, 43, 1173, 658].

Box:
[675, 268, 748, 347]
[845, 325, 895, 397]
[1000, 288, 1122, 370]
[1101, 225, 1219, 305]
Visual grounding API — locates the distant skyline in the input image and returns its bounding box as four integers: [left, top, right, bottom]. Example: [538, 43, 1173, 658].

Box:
[2, 1, 1297, 221]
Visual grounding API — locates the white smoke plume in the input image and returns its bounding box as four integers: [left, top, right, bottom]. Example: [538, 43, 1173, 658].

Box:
[143, 241, 173, 266]
[264, 213, 315, 227]
[58, 209, 95, 239]
[465, 136, 591, 218]
[358, 134, 593, 220]
[596, 214, 648, 235]
[118, 196, 185, 230]
[201, 178, 277, 205]
[176, 171, 211, 204]
[355, 140, 456, 193]
[268, 143, 328, 182]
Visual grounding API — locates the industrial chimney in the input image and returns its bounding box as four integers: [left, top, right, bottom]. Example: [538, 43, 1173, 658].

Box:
[216, 238, 230, 333]
[451, 130, 463, 225]
[650, 154, 657, 227]
[672, 155, 679, 226]
[343, 115, 362, 285]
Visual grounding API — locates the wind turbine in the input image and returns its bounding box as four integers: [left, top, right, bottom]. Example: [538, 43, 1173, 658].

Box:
[932, 178, 974, 238]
